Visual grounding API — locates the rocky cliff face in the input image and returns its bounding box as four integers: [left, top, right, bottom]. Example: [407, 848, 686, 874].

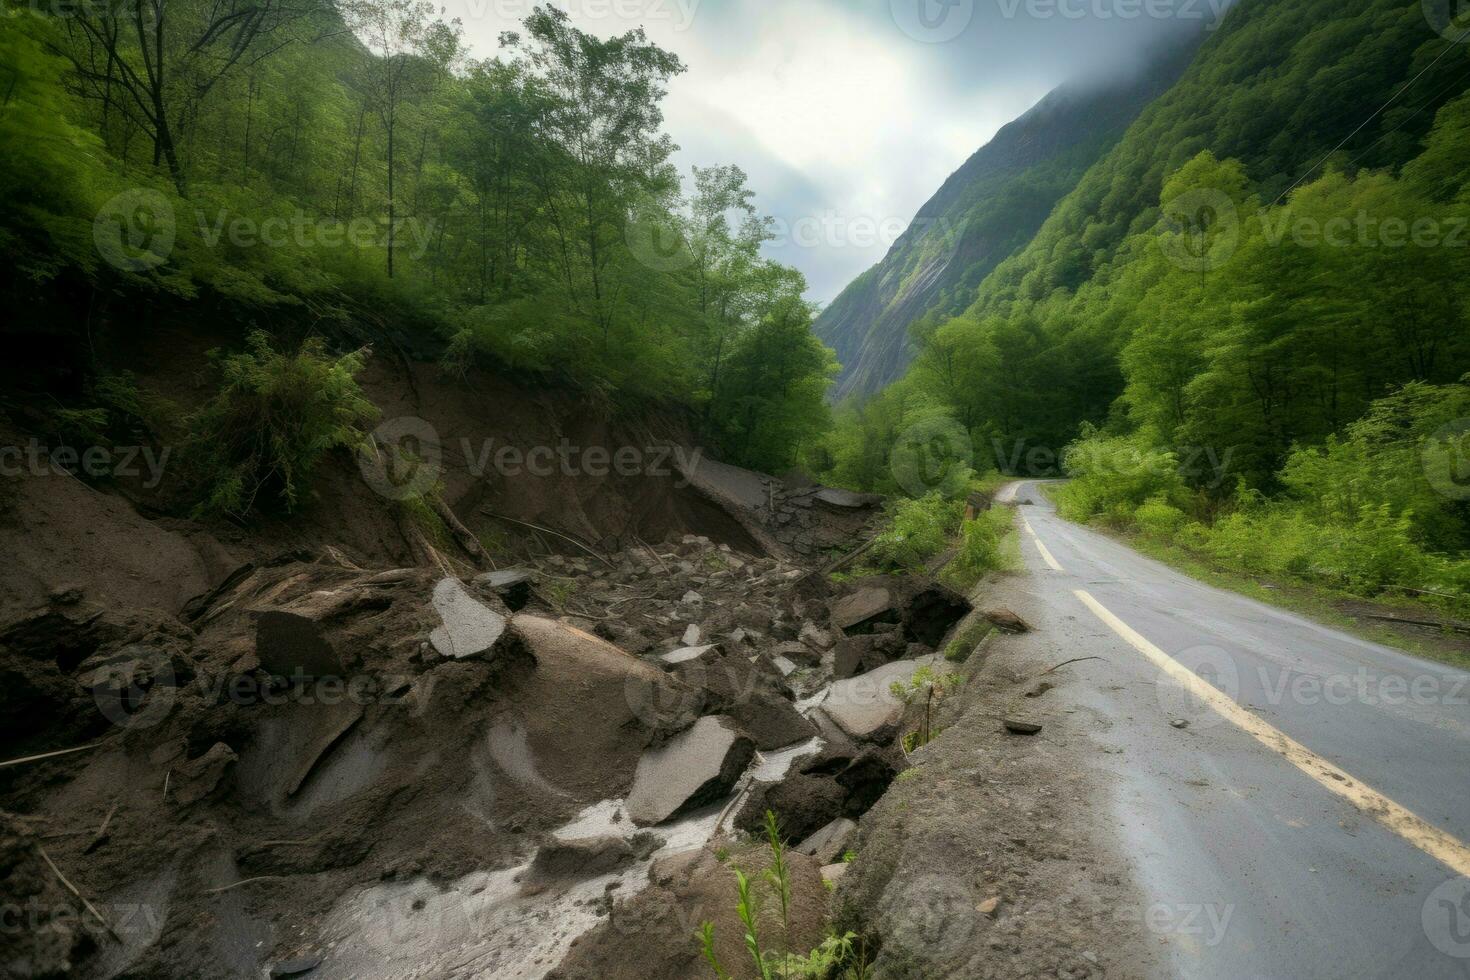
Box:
[814, 36, 1200, 402]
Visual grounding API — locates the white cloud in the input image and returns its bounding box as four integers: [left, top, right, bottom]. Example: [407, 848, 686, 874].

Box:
[440, 0, 1138, 300]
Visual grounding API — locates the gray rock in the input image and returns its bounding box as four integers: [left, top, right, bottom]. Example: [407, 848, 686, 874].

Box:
[473, 567, 535, 609]
[829, 587, 895, 633]
[771, 639, 822, 666]
[820, 656, 947, 742]
[814, 487, 883, 509]
[799, 623, 834, 651]
[832, 631, 907, 680]
[681, 623, 702, 646]
[660, 644, 719, 666]
[475, 568, 533, 589]
[429, 578, 508, 660]
[796, 817, 858, 865]
[625, 716, 755, 826]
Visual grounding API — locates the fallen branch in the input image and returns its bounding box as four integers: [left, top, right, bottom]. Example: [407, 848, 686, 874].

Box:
[84, 802, 119, 854]
[431, 495, 492, 569]
[1041, 656, 1105, 676]
[633, 535, 668, 575]
[204, 875, 284, 895]
[0, 744, 101, 769]
[1364, 614, 1470, 635]
[38, 845, 120, 942]
[482, 511, 615, 568]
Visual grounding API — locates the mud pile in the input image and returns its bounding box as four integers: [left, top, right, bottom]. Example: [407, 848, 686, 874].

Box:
[1, 500, 972, 980]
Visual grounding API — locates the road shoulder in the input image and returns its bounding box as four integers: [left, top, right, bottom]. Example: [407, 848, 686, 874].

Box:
[832, 569, 1159, 979]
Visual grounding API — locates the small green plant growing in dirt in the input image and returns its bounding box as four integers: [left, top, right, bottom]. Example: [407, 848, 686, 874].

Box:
[697, 810, 868, 979]
[185, 332, 377, 518]
[891, 665, 962, 752]
[543, 578, 576, 610]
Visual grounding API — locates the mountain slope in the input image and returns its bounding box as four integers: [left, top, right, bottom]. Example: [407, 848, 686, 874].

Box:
[971, 0, 1470, 314]
[814, 37, 1199, 402]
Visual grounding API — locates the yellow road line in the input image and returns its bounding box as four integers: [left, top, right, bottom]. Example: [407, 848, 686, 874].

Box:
[1021, 516, 1065, 572]
[1034, 537, 1064, 572]
[1074, 588, 1470, 878]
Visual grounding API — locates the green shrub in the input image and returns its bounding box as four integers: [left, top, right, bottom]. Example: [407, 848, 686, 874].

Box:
[870, 492, 963, 572]
[1057, 426, 1189, 526]
[1135, 497, 1188, 538]
[185, 332, 377, 518]
[944, 507, 1015, 588]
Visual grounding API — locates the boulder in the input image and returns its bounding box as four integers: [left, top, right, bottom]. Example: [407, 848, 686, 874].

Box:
[625, 716, 755, 826]
[820, 656, 947, 743]
[675, 653, 816, 751]
[828, 587, 896, 634]
[795, 817, 858, 865]
[799, 623, 834, 651]
[429, 577, 508, 660]
[831, 630, 907, 680]
[505, 617, 699, 803]
[830, 576, 972, 648]
[734, 773, 846, 842]
[771, 639, 822, 667]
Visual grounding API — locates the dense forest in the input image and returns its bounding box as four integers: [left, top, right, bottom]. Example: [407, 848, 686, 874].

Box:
[813, 0, 1470, 612]
[3, 0, 1468, 609]
[0, 0, 835, 493]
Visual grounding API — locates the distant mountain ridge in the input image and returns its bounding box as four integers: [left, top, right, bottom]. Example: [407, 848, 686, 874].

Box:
[814, 36, 1201, 402]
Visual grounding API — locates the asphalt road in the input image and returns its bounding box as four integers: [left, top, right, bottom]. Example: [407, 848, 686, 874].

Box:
[1001, 481, 1470, 979]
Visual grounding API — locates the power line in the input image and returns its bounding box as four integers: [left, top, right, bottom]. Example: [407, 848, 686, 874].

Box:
[1271, 23, 1470, 207]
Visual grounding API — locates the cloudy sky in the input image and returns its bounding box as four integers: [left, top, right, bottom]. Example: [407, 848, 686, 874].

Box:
[442, 0, 1223, 302]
